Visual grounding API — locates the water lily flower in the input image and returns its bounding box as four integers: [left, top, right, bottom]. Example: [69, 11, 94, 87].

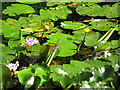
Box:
[6, 63, 18, 71]
[25, 38, 38, 46]
[58, 68, 67, 76]
[6, 61, 19, 71]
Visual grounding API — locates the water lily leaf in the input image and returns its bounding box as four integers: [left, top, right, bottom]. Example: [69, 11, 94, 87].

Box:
[76, 4, 104, 17]
[18, 14, 42, 28]
[47, 32, 77, 57]
[18, 68, 34, 88]
[96, 40, 119, 50]
[1, 44, 16, 64]
[115, 48, 120, 55]
[104, 3, 120, 18]
[73, 30, 85, 44]
[40, 45, 50, 58]
[0, 64, 12, 89]
[84, 31, 100, 46]
[107, 54, 119, 63]
[3, 4, 35, 16]
[76, 3, 119, 18]
[35, 67, 49, 86]
[2, 18, 21, 38]
[50, 59, 111, 80]
[26, 45, 41, 59]
[8, 38, 25, 51]
[47, 2, 66, 6]
[40, 9, 68, 21]
[89, 21, 118, 31]
[72, 72, 93, 83]
[90, 66, 114, 82]
[16, 0, 41, 4]
[60, 21, 87, 30]
[59, 75, 72, 88]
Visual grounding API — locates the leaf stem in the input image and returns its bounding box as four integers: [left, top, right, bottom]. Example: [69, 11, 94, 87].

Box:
[77, 32, 86, 52]
[46, 40, 61, 66]
[98, 25, 118, 42]
[103, 26, 117, 42]
[47, 45, 59, 66]
[98, 29, 112, 42]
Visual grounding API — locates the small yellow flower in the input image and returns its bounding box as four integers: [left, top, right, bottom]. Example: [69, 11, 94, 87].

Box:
[45, 25, 50, 30]
[84, 27, 90, 32]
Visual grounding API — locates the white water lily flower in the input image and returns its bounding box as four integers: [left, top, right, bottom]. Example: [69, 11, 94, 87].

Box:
[58, 68, 67, 75]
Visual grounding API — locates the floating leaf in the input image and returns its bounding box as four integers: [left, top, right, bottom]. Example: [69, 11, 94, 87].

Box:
[76, 4, 104, 17]
[96, 40, 119, 50]
[89, 21, 118, 31]
[84, 31, 100, 46]
[18, 14, 42, 28]
[3, 4, 35, 16]
[90, 66, 114, 82]
[59, 75, 72, 88]
[73, 30, 85, 44]
[47, 32, 77, 57]
[8, 38, 26, 52]
[2, 18, 21, 38]
[50, 60, 110, 78]
[72, 72, 93, 83]
[16, 0, 41, 4]
[103, 3, 120, 18]
[1, 44, 16, 64]
[115, 48, 120, 55]
[60, 21, 87, 30]
[107, 54, 119, 63]
[76, 3, 119, 18]
[47, 2, 66, 6]
[18, 68, 34, 88]
[0, 64, 12, 89]
[35, 67, 50, 86]
[26, 45, 41, 59]
[40, 9, 68, 21]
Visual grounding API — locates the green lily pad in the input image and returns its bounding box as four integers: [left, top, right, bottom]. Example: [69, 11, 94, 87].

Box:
[1, 44, 16, 64]
[3, 4, 35, 16]
[0, 64, 12, 89]
[47, 32, 77, 57]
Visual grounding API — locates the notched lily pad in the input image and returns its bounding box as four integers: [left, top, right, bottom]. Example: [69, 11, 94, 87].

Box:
[47, 32, 77, 57]
[3, 4, 35, 16]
